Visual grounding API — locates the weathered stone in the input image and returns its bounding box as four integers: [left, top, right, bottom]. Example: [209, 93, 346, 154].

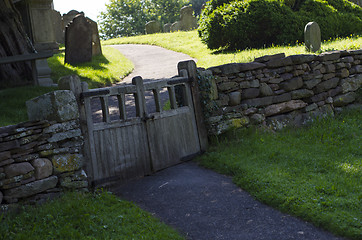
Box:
[31, 158, 53, 180]
[269, 78, 284, 84]
[0, 171, 34, 190]
[250, 114, 265, 124]
[305, 103, 318, 112]
[0, 159, 14, 167]
[0, 140, 20, 152]
[145, 20, 162, 34]
[40, 147, 80, 157]
[249, 79, 260, 88]
[341, 75, 362, 93]
[240, 81, 251, 88]
[170, 21, 180, 32]
[324, 64, 336, 73]
[0, 151, 11, 161]
[318, 51, 341, 61]
[254, 53, 285, 63]
[239, 62, 266, 72]
[304, 78, 322, 89]
[244, 108, 258, 115]
[4, 176, 58, 199]
[15, 153, 40, 163]
[242, 96, 273, 107]
[333, 92, 357, 107]
[43, 120, 79, 134]
[322, 73, 336, 80]
[179, 6, 198, 31]
[265, 100, 307, 117]
[60, 179, 88, 189]
[289, 54, 316, 64]
[241, 88, 260, 99]
[211, 116, 250, 135]
[325, 97, 333, 104]
[26, 90, 79, 122]
[266, 57, 293, 68]
[314, 78, 339, 93]
[291, 89, 314, 99]
[58, 75, 81, 91]
[4, 162, 34, 178]
[328, 86, 343, 97]
[281, 77, 303, 91]
[52, 154, 83, 173]
[338, 68, 350, 78]
[304, 22, 321, 52]
[273, 93, 292, 104]
[229, 92, 242, 106]
[65, 15, 92, 64]
[47, 129, 82, 143]
[260, 83, 274, 96]
[163, 23, 172, 32]
[341, 56, 354, 63]
[293, 70, 305, 76]
[86, 17, 102, 56]
[218, 82, 238, 92]
[311, 92, 328, 102]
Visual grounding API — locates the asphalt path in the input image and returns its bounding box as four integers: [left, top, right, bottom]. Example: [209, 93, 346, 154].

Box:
[104, 45, 343, 240]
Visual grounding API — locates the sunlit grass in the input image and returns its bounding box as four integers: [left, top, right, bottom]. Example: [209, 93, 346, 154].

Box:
[48, 46, 134, 89]
[197, 108, 362, 240]
[103, 31, 361, 68]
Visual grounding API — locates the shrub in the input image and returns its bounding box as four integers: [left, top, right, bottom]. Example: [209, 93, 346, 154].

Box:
[198, 0, 362, 50]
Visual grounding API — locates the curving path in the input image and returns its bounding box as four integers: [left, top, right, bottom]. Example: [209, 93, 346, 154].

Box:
[105, 45, 343, 239]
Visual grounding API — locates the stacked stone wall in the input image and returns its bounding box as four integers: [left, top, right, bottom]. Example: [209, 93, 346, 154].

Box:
[0, 90, 88, 208]
[198, 50, 362, 135]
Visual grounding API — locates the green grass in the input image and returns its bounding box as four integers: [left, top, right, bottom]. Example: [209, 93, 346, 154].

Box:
[0, 86, 57, 127]
[48, 46, 134, 89]
[197, 108, 362, 239]
[0, 191, 184, 240]
[103, 31, 362, 68]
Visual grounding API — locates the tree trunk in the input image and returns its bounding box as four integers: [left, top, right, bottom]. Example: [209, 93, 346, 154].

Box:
[0, 0, 34, 88]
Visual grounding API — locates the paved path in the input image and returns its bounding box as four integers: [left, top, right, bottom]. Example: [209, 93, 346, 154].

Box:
[107, 45, 343, 239]
[111, 162, 344, 240]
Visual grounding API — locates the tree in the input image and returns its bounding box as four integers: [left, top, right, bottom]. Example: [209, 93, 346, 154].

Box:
[0, 0, 34, 88]
[99, 0, 188, 39]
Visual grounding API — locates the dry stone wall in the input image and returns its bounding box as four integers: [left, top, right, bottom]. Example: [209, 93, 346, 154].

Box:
[198, 50, 362, 135]
[0, 90, 88, 207]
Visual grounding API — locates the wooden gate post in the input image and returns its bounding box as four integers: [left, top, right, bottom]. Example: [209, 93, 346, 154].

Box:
[177, 60, 208, 151]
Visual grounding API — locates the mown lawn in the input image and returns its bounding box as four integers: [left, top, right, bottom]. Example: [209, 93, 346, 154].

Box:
[0, 191, 184, 240]
[197, 108, 362, 240]
[103, 31, 361, 68]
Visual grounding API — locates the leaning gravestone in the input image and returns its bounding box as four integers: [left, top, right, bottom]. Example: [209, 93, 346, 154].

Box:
[65, 15, 92, 65]
[171, 21, 180, 32]
[145, 21, 162, 34]
[163, 23, 172, 33]
[179, 6, 198, 31]
[86, 17, 102, 56]
[304, 22, 321, 52]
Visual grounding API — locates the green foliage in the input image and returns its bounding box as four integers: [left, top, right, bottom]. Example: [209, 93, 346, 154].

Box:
[198, 0, 362, 50]
[0, 86, 56, 127]
[0, 191, 184, 239]
[48, 46, 133, 88]
[198, 108, 362, 239]
[99, 0, 188, 39]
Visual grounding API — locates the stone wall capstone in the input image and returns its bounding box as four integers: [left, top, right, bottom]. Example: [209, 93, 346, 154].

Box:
[199, 49, 362, 135]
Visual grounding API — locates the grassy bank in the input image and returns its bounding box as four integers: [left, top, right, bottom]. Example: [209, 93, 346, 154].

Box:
[198, 108, 361, 239]
[0, 191, 184, 240]
[48, 46, 133, 88]
[103, 31, 361, 68]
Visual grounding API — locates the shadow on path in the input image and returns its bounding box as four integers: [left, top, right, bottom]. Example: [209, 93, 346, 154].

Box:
[111, 162, 344, 240]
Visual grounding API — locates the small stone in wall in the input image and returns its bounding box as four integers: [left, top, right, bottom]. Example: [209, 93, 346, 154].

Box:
[341, 75, 362, 93]
[260, 83, 273, 96]
[228, 92, 242, 106]
[31, 158, 53, 180]
[4, 163, 34, 179]
[333, 92, 357, 107]
[250, 114, 265, 124]
[265, 100, 307, 117]
[52, 154, 83, 173]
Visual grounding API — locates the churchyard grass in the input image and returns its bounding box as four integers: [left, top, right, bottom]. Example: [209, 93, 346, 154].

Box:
[103, 31, 362, 68]
[0, 86, 57, 127]
[197, 108, 362, 240]
[48, 46, 133, 88]
[0, 191, 184, 240]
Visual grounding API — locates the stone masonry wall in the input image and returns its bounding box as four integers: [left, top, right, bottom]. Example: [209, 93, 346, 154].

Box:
[0, 90, 88, 208]
[198, 50, 362, 135]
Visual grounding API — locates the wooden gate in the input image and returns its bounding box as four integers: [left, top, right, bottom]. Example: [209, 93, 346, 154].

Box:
[75, 60, 207, 186]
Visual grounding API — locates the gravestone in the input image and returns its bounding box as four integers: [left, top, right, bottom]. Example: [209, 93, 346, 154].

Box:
[145, 21, 162, 34]
[304, 22, 321, 52]
[179, 6, 198, 31]
[51, 10, 64, 44]
[86, 17, 102, 56]
[171, 21, 180, 32]
[65, 15, 92, 65]
[163, 23, 172, 33]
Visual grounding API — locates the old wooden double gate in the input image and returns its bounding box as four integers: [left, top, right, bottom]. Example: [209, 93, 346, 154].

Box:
[71, 60, 207, 186]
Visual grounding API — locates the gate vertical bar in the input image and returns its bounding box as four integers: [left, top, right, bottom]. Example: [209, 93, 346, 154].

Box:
[177, 60, 208, 151]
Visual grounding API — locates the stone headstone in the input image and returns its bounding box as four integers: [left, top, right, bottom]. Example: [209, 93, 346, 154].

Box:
[62, 10, 83, 30]
[304, 22, 321, 52]
[163, 23, 172, 33]
[171, 21, 181, 32]
[179, 6, 198, 31]
[86, 17, 102, 56]
[65, 14, 92, 64]
[145, 21, 162, 34]
[51, 10, 64, 44]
